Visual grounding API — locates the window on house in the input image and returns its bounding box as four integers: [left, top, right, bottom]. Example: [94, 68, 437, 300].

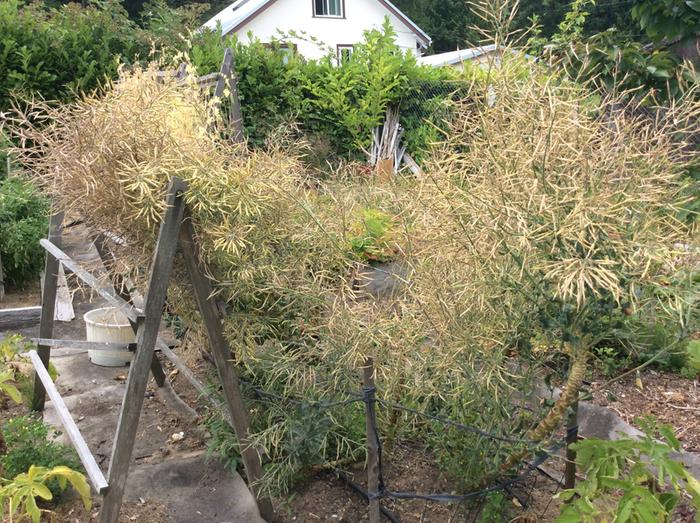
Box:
[337, 45, 354, 63]
[314, 0, 343, 17]
[263, 42, 297, 64]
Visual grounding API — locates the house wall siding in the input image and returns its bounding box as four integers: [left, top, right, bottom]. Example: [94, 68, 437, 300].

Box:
[230, 0, 421, 59]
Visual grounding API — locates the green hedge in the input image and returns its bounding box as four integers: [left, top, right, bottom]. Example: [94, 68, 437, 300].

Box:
[190, 20, 457, 160]
[0, 177, 49, 288]
[0, 0, 204, 114]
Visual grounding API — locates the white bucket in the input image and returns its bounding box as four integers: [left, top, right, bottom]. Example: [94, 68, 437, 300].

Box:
[84, 307, 134, 367]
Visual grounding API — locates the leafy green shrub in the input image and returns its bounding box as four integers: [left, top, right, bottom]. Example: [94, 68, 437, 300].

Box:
[631, 0, 700, 42]
[530, 0, 698, 103]
[1, 416, 82, 500]
[0, 177, 49, 287]
[190, 19, 454, 159]
[0, 465, 91, 523]
[0, 0, 147, 113]
[348, 208, 396, 262]
[557, 418, 700, 522]
[0, 0, 203, 115]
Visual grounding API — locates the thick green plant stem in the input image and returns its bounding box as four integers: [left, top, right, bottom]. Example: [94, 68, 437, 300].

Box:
[501, 349, 588, 473]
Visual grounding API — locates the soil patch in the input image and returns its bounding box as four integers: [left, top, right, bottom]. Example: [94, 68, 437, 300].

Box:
[47, 497, 172, 523]
[590, 370, 700, 451]
[0, 280, 41, 309]
[275, 443, 564, 522]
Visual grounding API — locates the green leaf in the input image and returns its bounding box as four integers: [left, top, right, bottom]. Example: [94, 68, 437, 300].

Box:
[0, 373, 22, 404]
[31, 482, 52, 501]
[46, 466, 92, 510]
[25, 492, 41, 523]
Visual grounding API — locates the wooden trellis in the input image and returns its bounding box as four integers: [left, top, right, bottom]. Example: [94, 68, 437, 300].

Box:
[30, 178, 275, 523]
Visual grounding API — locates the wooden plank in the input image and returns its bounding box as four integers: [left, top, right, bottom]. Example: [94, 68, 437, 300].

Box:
[32, 212, 64, 411]
[0, 306, 41, 329]
[212, 47, 245, 143]
[178, 214, 275, 522]
[226, 49, 244, 143]
[174, 62, 187, 80]
[402, 152, 423, 177]
[29, 350, 109, 494]
[213, 48, 233, 100]
[31, 338, 135, 351]
[40, 239, 139, 323]
[196, 72, 220, 86]
[363, 358, 381, 523]
[100, 178, 187, 523]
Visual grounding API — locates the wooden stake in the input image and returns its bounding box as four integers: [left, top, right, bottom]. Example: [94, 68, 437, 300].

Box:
[32, 212, 64, 411]
[564, 394, 579, 490]
[29, 350, 109, 494]
[363, 358, 381, 523]
[228, 51, 245, 143]
[100, 179, 186, 523]
[179, 213, 275, 522]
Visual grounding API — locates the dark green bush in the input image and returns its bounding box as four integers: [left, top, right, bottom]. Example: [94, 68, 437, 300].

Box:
[0, 0, 203, 114]
[0, 177, 49, 288]
[1, 415, 82, 499]
[0, 0, 146, 113]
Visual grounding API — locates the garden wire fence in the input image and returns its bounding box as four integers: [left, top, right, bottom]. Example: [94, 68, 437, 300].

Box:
[218, 364, 574, 522]
[395, 78, 474, 168]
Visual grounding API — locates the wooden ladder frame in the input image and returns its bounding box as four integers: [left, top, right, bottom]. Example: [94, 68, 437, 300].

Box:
[30, 178, 275, 523]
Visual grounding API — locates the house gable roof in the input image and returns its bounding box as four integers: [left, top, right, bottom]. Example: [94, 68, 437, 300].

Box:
[203, 0, 431, 47]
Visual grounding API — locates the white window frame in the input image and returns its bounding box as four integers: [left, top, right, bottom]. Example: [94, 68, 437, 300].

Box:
[313, 0, 344, 18]
[337, 45, 354, 64]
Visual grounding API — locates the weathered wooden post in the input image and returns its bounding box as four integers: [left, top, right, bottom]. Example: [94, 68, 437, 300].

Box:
[227, 50, 245, 144]
[363, 358, 381, 523]
[213, 48, 244, 143]
[32, 211, 64, 411]
[179, 212, 275, 522]
[100, 179, 187, 523]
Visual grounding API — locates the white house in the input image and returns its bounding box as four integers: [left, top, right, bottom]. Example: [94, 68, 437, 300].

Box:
[202, 0, 431, 61]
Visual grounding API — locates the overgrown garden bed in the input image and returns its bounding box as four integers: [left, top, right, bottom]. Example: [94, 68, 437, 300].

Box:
[1, 31, 697, 520]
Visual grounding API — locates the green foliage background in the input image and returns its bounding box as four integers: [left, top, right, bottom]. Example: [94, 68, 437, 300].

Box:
[0, 177, 49, 288]
[189, 21, 454, 158]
